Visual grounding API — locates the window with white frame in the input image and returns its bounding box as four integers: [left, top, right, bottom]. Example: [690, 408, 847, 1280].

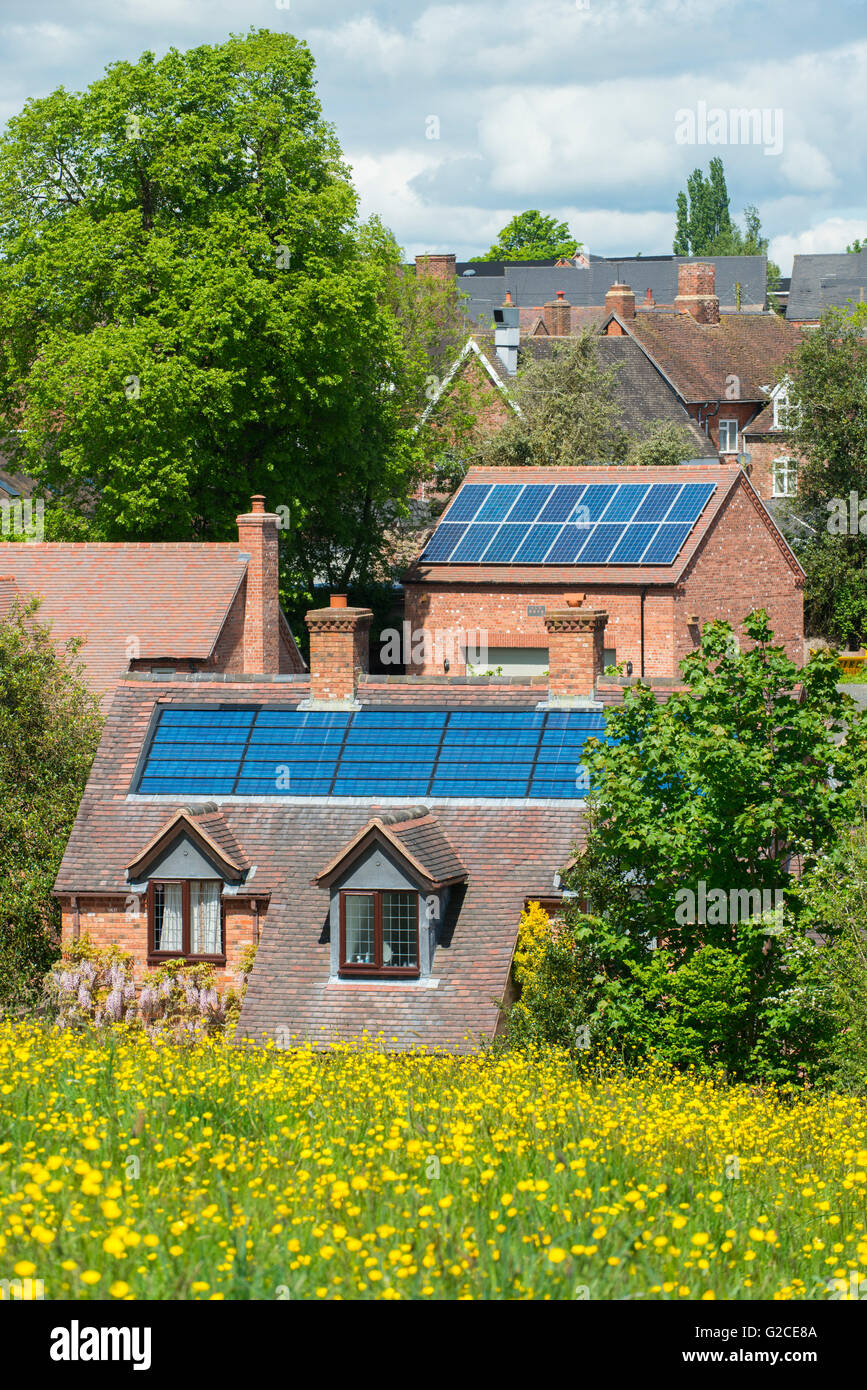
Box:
[772, 457, 798, 498]
[773, 388, 801, 431]
[718, 419, 739, 454]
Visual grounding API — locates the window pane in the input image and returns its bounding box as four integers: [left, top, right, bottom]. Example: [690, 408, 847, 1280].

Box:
[191, 880, 222, 955]
[345, 895, 375, 964]
[154, 883, 183, 952]
[382, 892, 418, 968]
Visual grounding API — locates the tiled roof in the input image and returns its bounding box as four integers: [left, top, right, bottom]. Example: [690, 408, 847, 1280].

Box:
[787, 251, 867, 322]
[743, 403, 778, 437]
[408, 463, 762, 587]
[1, 543, 251, 700]
[314, 810, 466, 889]
[55, 677, 582, 1050]
[460, 256, 768, 324]
[522, 336, 717, 455]
[622, 312, 802, 403]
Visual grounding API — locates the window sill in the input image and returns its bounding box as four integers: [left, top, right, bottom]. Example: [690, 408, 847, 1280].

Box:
[328, 975, 438, 989]
[147, 955, 227, 967]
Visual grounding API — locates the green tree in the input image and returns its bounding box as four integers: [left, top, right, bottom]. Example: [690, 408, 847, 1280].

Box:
[623, 420, 698, 468]
[471, 210, 580, 262]
[846, 238, 865, 253]
[474, 333, 630, 468]
[782, 301, 867, 646]
[549, 614, 864, 1079]
[672, 161, 781, 288]
[0, 29, 419, 594]
[0, 598, 102, 1007]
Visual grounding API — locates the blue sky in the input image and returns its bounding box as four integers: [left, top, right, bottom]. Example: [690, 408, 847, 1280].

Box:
[1, 0, 865, 272]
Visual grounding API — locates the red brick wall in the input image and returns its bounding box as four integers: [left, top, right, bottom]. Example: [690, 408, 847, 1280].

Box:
[58, 897, 260, 991]
[742, 436, 802, 502]
[405, 583, 678, 678]
[306, 608, 373, 702]
[685, 401, 756, 453]
[676, 482, 804, 665]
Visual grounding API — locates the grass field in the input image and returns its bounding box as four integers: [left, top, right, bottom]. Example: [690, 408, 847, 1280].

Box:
[1, 1018, 867, 1301]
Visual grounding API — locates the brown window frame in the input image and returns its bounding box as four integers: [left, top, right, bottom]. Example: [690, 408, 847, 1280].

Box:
[339, 889, 420, 978]
[146, 879, 226, 966]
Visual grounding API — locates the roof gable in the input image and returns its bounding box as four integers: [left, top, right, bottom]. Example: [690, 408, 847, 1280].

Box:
[315, 811, 467, 890]
[127, 806, 249, 882]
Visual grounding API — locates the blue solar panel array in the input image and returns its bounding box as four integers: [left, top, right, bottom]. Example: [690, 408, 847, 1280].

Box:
[136, 708, 605, 800]
[419, 479, 715, 566]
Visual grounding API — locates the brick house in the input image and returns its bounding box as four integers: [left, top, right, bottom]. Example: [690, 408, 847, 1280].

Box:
[53, 520, 614, 1049]
[786, 250, 867, 326]
[0, 497, 305, 707]
[404, 464, 804, 680]
[599, 263, 804, 498]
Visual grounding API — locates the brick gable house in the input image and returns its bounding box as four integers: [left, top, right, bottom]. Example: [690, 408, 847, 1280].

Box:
[599, 263, 805, 500]
[404, 464, 804, 681]
[0, 497, 305, 707]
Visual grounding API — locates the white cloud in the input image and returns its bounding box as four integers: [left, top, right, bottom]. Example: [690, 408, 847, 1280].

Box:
[771, 218, 867, 274]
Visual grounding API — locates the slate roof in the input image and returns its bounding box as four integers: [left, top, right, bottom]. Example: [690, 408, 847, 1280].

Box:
[0, 543, 302, 702]
[387, 811, 468, 885]
[55, 676, 582, 1051]
[459, 256, 768, 324]
[620, 311, 802, 403]
[787, 251, 867, 322]
[408, 463, 792, 588]
[521, 336, 717, 456]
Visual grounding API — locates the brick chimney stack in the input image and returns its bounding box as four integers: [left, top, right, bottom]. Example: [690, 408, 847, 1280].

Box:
[542, 289, 571, 336]
[544, 606, 608, 702]
[415, 253, 457, 282]
[605, 282, 636, 321]
[236, 495, 280, 675]
[305, 595, 373, 705]
[674, 262, 720, 324]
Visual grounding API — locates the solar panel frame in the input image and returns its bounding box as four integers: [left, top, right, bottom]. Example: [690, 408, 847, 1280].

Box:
[663, 481, 716, 525]
[640, 522, 694, 564]
[473, 484, 525, 523]
[607, 522, 662, 564]
[544, 524, 590, 563]
[598, 483, 651, 524]
[511, 524, 563, 563]
[536, 484, 586, 524]
[574, 483, 620, 524]
[506, 484, 555, 524]
[574, 522, 628, 563]
[134, 707, 608, 801]
[442, 484, 492, 522]
[419, 522, 467, 562]
[448, 523, 502, 562]
[630, 483, 683, 524]
[479, 525, 526, 563]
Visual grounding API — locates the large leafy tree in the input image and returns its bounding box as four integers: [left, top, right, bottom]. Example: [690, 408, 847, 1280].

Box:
[556, 616, 865, 1079]
[782, 301, 867, 646]
[0, 29, 420, 592]
[471, 210, 580, 262]
[0, 599, 102, 1007]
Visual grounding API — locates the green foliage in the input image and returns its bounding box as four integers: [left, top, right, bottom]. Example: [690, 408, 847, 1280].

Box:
[623, 419, 698, 468]
[672, 160, 780, 286]
[510, 612, 863, 1081]
[0, 599, 102, 1006]
[475, 334, 630, 468]
[846, 238, 865, 254]
[0, 29, 421, 593]
[782, 300, 867, 646]
[471, 210, 580, 263]
[794, 774, 867, 1092]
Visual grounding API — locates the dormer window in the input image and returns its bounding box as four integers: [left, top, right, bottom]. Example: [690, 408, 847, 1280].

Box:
[340, 890, 419, 976]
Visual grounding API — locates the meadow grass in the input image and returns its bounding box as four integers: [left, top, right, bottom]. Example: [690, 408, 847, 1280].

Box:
[1, 1018, 866, 1301]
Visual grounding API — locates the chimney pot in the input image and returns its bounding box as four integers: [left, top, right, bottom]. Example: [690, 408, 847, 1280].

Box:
[330, 593, 348, 608]
[251, 494, 265, 514]
[544, 608, 609, 701]
[306, 602, 373, 704]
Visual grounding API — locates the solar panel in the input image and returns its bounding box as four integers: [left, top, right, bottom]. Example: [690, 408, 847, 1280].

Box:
[575, 483, 619, 523]
[641, 522, 693, 564]
[575, 523, 627, 563]
[599, 483, 651, 524]
[608, 523, 661, 564]
[474, 484, 525, 523]
[631, 483, 683, 524]
[508, 484, 555, 524]
[545, 524, 589, 563]
[135, 707, 606, 800]
[512, 524, 562, 563]
[481, 525, 525, 562]
[420, 523, 467, 562]
[664, 482, 715, 525]
[443, 484, 492, 523]
[536, 484, 586, 524]
[449, 523, 501, 562]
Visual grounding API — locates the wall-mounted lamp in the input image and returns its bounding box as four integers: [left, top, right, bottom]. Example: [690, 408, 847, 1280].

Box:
[626, 661, 633, 676]
[688, 614, 700, 626]
[443, 658, 450, 673]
